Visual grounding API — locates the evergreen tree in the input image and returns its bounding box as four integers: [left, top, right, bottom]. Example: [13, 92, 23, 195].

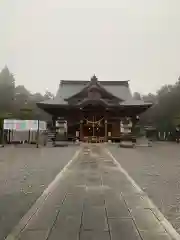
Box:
[0, 66, 15, 115]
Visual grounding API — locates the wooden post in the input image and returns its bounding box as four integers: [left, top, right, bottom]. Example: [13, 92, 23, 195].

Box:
[36, 119, 40, 148]
[105, 120, 108, 142]
[1, 129, 4, 147]
[52, 116, 56, 128]
[80, 120, 83, 141]
[28, 130, 30, 143]
[65, 121, 68, 139]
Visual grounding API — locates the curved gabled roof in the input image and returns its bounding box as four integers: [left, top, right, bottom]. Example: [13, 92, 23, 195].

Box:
[37, 78, 152, 111]
[56, 80, 132, 101]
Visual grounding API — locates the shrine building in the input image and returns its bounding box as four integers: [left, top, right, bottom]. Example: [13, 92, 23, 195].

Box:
[37, 75, 152, 142]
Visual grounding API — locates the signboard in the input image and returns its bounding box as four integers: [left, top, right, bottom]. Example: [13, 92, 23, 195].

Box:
[3, 119, 47, 131]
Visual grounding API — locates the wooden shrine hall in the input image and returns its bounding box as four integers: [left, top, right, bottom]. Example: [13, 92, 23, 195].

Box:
[37, 76, 152, 143]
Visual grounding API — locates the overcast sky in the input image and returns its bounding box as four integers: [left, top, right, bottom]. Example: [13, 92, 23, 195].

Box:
[1, 0, 180, 95]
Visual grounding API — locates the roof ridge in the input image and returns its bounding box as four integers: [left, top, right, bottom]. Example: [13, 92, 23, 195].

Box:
[60, 80, 129, 86]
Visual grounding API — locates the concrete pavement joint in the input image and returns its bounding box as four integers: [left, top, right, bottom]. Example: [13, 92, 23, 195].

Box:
[45, 194, 68, 240]
[78, 200, 85, 240]
[120, 192, 144, 240]
[5, 148, 81, 240]
[100, 170, 112, 239]
[104, 200, 112, 240]
[105, 148, 180, 240]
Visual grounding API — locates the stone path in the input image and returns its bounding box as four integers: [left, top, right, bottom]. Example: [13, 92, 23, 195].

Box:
[7, 144, 176, 240]
[108, 143, 180, 234]
[0, 146, 78, 240]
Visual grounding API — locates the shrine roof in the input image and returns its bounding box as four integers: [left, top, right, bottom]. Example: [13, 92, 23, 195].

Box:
[120, 99, 152, 107]
[56, 80, 132, 101]
[37, 78, 152, 109]
[37, 97, 68, 105]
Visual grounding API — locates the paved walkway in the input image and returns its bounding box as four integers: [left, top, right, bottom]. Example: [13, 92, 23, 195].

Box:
[7, 145, 176, 240]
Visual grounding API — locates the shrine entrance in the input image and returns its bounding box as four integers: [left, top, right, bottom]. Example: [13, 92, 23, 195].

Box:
[83, 115, 105, 142]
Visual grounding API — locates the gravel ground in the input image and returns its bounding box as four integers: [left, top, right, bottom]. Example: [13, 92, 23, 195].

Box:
[108, 142, 180, 234]
[0, 145, 78, 240]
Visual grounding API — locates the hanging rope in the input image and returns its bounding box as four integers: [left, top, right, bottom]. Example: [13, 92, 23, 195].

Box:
[84, 117, 104, 125]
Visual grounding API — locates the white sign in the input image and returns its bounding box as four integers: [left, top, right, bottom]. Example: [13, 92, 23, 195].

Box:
[3, 119, 47, 131]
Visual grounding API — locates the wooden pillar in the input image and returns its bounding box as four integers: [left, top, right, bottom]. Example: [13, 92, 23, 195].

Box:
[119, 120, 121, 142]
[80, 120, 83, 141]
[64, 120, 68, 139]
[51, 116, 56, 146]
[131, 117, 135, 134]
[105, 120, 108, 142]
[52, 116, 56, 128]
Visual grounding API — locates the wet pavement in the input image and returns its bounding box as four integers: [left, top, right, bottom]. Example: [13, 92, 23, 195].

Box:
[0, 146, 78, 240]
[7, 144, 176, 240]
[108, 143, 180, 234]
